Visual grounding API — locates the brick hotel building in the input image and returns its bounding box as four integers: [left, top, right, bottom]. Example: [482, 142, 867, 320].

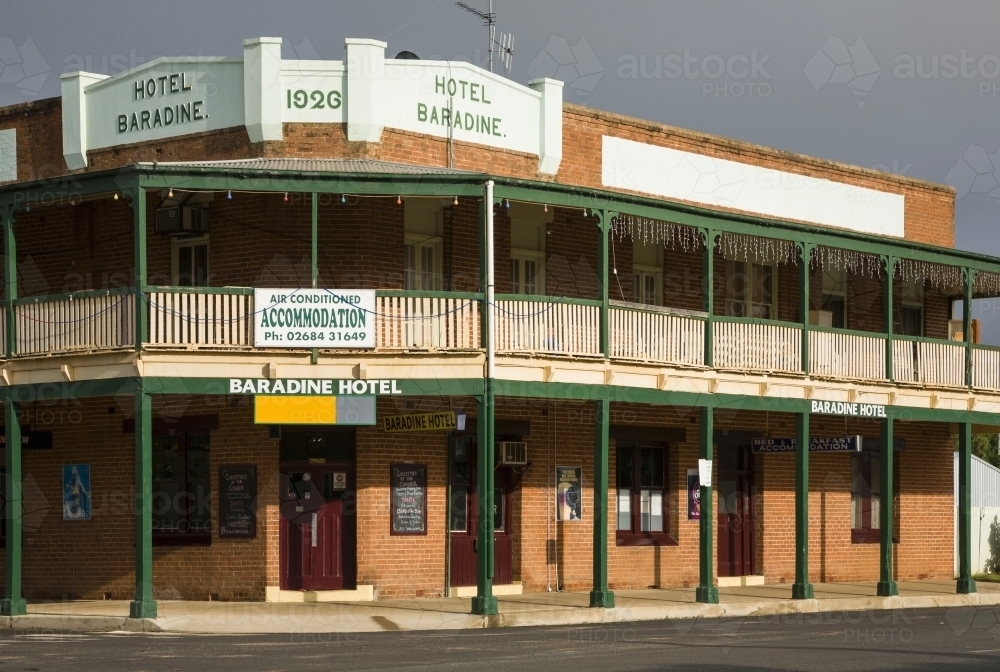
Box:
[0, 36, 993, 618]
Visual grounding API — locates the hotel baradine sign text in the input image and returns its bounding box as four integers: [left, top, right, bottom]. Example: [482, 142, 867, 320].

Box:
[62, 37, 563, 174]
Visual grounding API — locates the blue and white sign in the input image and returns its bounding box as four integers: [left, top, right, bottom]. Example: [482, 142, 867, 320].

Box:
[63, 463, 91, 521]
[752, 436, 862, 454]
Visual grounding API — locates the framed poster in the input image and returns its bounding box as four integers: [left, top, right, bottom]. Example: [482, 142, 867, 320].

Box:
[219, 464, 258, 538]
[687, 468, 701, 520]
[63, 463, 91, 521]
[556, 466, 582, 521]
[390, 463, 427, 535]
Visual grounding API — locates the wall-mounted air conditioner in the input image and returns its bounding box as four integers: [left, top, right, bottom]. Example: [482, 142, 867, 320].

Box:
[499, 441, 527, 466]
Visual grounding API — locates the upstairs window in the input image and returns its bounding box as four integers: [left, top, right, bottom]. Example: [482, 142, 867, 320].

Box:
[821, 269, 847, 329]
[510, 219, 545, 295]
[897, 280, 924, 337]
[632, 240, 662, 306]
[172, 234, 209, 287]
[404, 199, 444, 291]
[725, 260, 775, 319]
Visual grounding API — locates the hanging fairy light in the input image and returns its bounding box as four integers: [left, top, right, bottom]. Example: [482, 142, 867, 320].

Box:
[718, 232, 798, 266]
[810, 246, 885, 279]
[974, 271, 1000, 297]
[893, 258, 961, 289]
[610, 214, 704, 253]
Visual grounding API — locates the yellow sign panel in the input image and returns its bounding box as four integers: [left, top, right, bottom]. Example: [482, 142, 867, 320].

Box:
[255, 396, 336, 425]
[382, 411, 457, 433]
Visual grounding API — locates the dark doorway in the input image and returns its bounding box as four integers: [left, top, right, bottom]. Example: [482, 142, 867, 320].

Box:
[449, 435, 513, 587]
[717, 443, 755, 577]
[279, 429, 357, 591]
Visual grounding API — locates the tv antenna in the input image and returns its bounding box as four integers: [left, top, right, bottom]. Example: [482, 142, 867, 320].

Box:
[455, 0, 514, 75]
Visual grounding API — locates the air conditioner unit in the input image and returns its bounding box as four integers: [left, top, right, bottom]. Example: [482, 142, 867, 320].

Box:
[155, 206, 209, 235]
[499, 441, 527, 466]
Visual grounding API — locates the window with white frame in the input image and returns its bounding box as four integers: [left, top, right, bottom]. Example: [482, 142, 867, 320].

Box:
[172, 234, 209, 287]
[724, 259, 776, 319]
[510, 219, 545, 295]
[632, 240, 662, 306]
[821, 269, 848, 329]
[898, 280, 924, 336]
[404, 199, 444, 291]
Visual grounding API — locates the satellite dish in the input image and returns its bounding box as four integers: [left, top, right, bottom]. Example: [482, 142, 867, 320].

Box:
[395, 50, 420, 60]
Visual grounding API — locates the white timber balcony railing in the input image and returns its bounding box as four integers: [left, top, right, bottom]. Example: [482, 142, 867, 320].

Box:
[14, 289, 134, 355]
[713, 317, 802, 373]
[973, 345, 1000, 391]
[609, 300, 705, 367]
[147, 287, 254, 348]
[809, 327, 886, 381]
[892, 336, 966, 387]
[493, 295, 601, 357]
[376, 292, 480, 350]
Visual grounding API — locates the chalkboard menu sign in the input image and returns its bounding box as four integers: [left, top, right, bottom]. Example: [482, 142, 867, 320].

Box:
[219, 464, 257, 538]
[390, 463, 427, 535]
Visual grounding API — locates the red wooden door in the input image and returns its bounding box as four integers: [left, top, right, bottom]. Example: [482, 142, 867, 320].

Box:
[449, 436, 513, 588]
[717, 445, 754, 577]
[280, 467, 356, 591]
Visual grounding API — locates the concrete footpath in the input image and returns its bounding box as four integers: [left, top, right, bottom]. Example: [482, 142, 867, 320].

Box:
[2, 580, 998, 634]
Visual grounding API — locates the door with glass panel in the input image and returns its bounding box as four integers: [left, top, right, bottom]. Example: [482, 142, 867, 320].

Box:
[449, 435, 513, 587]
[717, 443, 754, 577]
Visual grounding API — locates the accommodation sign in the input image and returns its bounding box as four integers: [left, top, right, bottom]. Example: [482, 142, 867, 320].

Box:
[752, 436, 862, 454]
[253, 289, 375, 348]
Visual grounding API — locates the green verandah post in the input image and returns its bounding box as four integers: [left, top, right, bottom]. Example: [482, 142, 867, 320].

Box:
[2, 204, 27, 617]
[130, 187, 156, 619]
[696, 406, 718, 604]
[957, 421, 977, 594]
[590, 209, 615, 608]
[792, 411, 814, 599]
[877, 417, 898, 597]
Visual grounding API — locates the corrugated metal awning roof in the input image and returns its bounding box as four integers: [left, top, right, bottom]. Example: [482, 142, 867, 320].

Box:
[136, 157, 482, 176]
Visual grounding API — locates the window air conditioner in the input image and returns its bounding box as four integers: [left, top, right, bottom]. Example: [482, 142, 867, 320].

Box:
[155, 206, 209, 235]
[498, 441, 528, 466]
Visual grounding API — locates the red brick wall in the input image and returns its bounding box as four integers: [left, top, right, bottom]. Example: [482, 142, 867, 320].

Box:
[0, 99, 955, 250]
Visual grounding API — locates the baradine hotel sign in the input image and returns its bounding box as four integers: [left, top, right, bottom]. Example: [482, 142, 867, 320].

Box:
[60, 37, 564, 174]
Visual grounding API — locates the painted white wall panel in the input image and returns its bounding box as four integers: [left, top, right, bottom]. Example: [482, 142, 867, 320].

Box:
[602, 135, 905, 238]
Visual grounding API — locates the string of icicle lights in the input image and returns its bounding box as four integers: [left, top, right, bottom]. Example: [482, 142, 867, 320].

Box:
[610, 215, 703, 252]
[893, 258, 961, 289]
[810, 246, 884, 279]
[718, 232, 798, 266]
[974, 271, 1000, 297]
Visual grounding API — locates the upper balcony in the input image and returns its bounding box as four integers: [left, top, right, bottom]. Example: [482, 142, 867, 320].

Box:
[2, 160, 1000, 405]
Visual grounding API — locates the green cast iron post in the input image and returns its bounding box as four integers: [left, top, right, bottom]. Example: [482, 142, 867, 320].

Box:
[598, 211, 611, 359]
[799, 242, 811, 374]
[3, 204, 16, 358]
[877, 417, 898, 596]
[1, 398, 27, 616]
[130, 386, 157, 618]
[311, 192, 319, 364]
[703, 230, 715, 368]
[792, 411, 814, 599]
[885, 256, 894, 381]
[590, 396, 615, 608]
[132, 187, 147, 351]
[957, 421, 977, 594]
[696, 406, 719, 604]
[964, 268, 974, 387]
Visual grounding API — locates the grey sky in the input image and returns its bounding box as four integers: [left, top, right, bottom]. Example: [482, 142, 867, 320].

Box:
[3, 0, 1000, 335]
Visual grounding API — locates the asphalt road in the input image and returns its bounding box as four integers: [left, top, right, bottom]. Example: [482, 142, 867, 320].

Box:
[1, 606, 999, 671]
